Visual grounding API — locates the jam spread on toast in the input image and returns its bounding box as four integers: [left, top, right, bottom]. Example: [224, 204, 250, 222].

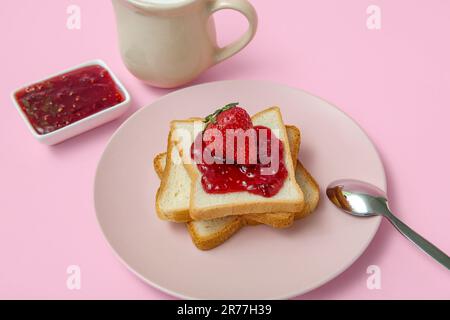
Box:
[190, 104, 288, 197]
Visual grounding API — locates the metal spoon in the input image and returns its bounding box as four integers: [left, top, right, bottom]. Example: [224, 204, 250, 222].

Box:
[327, 179, 450, 270]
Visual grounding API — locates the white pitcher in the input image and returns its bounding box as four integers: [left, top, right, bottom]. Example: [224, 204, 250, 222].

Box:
[112, 0, 258, 88]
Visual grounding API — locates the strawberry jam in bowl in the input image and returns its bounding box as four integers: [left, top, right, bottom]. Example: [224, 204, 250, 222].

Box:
[191, 104, 288, 198]
[11, 60, 130, 145]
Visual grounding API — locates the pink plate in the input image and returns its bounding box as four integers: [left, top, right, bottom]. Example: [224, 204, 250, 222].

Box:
[94, 80, 386, 299]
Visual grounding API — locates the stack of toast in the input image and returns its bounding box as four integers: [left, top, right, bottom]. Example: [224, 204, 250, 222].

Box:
[154, 106, 320, 250]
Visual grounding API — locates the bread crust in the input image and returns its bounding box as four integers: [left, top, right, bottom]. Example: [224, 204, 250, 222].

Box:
[187, 217, 245, 250]
[294, 161, 320, 219]
[153, 153, 166, 180]
[155, 129, 191, 222]
[244, 212, 294, 228]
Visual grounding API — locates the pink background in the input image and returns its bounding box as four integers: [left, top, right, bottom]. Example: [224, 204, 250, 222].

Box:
[0, 0, 449, 299]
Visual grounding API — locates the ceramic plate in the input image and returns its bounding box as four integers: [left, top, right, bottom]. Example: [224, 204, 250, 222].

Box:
[94, 80, 386, 299]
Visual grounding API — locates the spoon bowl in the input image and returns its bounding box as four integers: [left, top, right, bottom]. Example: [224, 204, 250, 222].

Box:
[326, 179, 388, 217]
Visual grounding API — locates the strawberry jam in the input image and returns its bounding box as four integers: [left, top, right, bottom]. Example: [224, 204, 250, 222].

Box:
[15, 65, 125, 135]
[191, 126, 288, 197]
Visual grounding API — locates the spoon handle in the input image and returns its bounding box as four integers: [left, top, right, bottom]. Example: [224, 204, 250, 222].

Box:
[384, 210, 450, 269]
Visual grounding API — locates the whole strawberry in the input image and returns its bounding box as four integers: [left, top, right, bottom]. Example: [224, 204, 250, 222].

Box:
[202, 103, 255, 164]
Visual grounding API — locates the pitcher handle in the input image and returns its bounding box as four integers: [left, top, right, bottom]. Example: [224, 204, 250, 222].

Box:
[208, 0, 258, 64]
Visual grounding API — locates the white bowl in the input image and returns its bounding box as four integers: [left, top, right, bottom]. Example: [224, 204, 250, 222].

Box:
[11, 59, 131, 145]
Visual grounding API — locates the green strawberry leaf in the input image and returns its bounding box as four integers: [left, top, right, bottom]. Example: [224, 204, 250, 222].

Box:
[203, 102, 239, 126]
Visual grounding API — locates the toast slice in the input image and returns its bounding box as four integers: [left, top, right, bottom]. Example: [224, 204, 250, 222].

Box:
[155, 123, 300, 227]
[154, 160, 320, 250]
[155, 121, 196, 222]
[172, 107, 304, 220]
[188, 161, 320, 249]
